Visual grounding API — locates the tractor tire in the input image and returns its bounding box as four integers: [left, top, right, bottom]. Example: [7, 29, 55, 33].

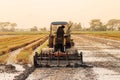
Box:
[34, 52, 39, 67]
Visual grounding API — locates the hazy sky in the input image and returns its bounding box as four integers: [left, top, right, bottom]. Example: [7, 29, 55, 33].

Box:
[0, 0, 120, 29]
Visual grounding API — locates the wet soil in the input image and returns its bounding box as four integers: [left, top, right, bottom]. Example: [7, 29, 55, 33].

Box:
[26, 67, 96, 80]
[0, 34, 120, 80]
[26, 34, 120, 80]
[0, 64, 25, 80]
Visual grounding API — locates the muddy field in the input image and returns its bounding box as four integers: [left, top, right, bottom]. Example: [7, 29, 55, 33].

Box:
[0, 34, 120, 80]
[26, 34, 120, 80]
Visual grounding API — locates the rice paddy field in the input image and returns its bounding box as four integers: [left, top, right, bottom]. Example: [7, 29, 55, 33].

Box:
[0, 32, 48, 64]
[0, 31, 120, 80]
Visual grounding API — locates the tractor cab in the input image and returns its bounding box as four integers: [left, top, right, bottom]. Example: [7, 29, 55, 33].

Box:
[50, 21, 69, 35]
[49, 21, 73, 50]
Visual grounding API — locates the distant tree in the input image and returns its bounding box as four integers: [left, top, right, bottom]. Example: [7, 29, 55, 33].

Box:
[70, 21, 82, 31]
[40, 27, 47, 31]
[75, 22, 82, 30]
[90, 19, 106, 31]
[106, 19, 120, 31]
[0, 22, 11, 31]
[0, 22, 5, 31]
[30, 26, 38, 31]
[0, 22, 17, 32]
[10, 23, 17, 31]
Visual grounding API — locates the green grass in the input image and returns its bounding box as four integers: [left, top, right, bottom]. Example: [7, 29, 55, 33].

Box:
[72, 31, 120, 41]
[72, 31, 120, 34]
[0, 31, 49, 35]
[0, 53, 9, 64]
[16, 36, 48, 64]
[36, 40, 48, 53]
[16, 49, 33, 64]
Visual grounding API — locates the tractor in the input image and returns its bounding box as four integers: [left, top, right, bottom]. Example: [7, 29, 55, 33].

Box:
[33, 21, 83, 67]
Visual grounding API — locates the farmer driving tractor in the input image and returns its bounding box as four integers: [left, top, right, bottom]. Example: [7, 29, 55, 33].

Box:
[55, 25, 65, 52]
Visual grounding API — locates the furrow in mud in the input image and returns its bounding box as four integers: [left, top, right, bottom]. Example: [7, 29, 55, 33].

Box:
[0, 37, 48, 80]
[26, 34, 120, 80]
[74, 35, 120, 80]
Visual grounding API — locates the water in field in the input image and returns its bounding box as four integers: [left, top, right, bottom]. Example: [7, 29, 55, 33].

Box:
[93, 67, 120, 80]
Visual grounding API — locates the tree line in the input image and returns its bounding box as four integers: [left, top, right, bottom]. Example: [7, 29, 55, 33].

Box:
[89, 19, 120, 31]
[0, 19, 120, 32]
[0, 22, 17, 32]
[69, 19, 120, 31]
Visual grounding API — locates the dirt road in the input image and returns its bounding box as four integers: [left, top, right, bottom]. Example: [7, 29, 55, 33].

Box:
[26, 34, 120, 80]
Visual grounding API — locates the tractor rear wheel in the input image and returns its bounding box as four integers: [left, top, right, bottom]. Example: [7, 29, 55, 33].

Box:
[34, 52, 39, 67]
